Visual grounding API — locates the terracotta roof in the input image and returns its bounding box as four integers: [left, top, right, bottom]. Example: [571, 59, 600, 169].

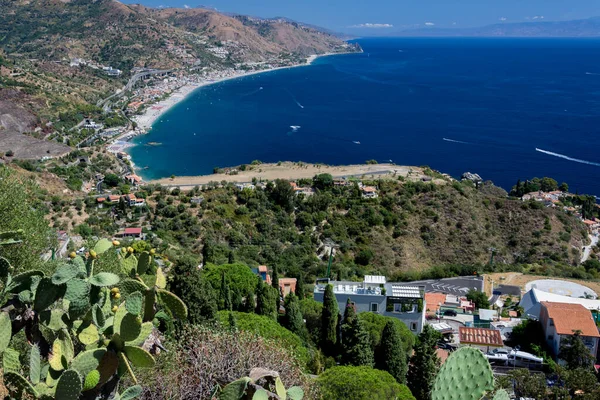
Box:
[124, 227, 142, 235]
[97, 198, 106, 202]
[436, 348, 449, 364]
[279, 278, 297, 284]
[108, 195, 120, 202]
[362, 186, 377, 193]
[583, 220, 598, 226]
[258, 265, 268, 273]
[459, 327, 503, 347]
[542, 302, 600, 338]
[508, 311, 518, 318]
[425, 293, 447, 313]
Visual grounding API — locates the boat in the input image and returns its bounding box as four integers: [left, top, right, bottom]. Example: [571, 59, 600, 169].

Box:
[353, 141, 361, 145]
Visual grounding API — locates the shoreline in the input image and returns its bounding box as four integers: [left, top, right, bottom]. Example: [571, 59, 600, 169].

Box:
[130, 52, 341, 132]
[148, 162, 434, 188]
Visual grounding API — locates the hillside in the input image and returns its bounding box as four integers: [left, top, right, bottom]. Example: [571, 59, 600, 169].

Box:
[0, 0, 355, 159]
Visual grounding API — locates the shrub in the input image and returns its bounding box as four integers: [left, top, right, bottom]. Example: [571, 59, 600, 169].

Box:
[141, 325, 314, 399]
[317, 366, 415, 400]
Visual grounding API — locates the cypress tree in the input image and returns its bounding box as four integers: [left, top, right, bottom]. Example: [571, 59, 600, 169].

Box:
[232, 290, 243, 311]
[295, 274, 305, 300]
[340, 315, 374, 367]
[228, 312, 238, 331]
[377, 320, 408, 384]
[407, 325, 441, 400]
[169, 256, 217, 323]
[243, 287, 256, 313]
[272, 266, 279, 289]
[256, 280, 277, 320]
[283, 293, 305, 337]
[228, 251, 235, 264]
[220, 272, 232, 311]
[320, 284, 338, 355]
[343, 298, 356, 323]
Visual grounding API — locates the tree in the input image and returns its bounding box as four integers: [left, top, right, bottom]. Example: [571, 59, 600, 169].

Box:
[313, 173, 333, 191]
[320, 284, 338, 355]
[358, 313, 415, 355]
[407, 325, 441, 400]
[282, 293, 306, 339]
[559, 182, 569, 192]
[103, 173, 120, 187]
[341, 299, 374, 367]
[169, 255, 217, 324]
[559, 330, 595, 370]
[507, 319, 544, 353]
[299, 298, 322, 345]
[219, 272, 232, 311]
[256, 279, 278, 320]
[243, 286, 256, 313]
[269, 179, 294, 212]
[540, 177, 558, 192]
[466, 289, 490, 309]
[295, 274, 305, 300]
[317, 366, 415, 400]
[0, 167, 55, 272]
[377, 320, 408, 384]
[272, 265, 279, 288]
[201, 263, 258, 298]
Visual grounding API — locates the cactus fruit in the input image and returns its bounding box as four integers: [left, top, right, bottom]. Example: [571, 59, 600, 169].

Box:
[69, 252, 77, 259]
[0, 311, 11, 354]
[157, 288, 188, 319]
[89, 250, 98, 259]
[492, 389, 510, 400]
[89, 272, 120, 287]
[113, 240, 121, 247]
[114, 292, 122, 299]
[83, 369, 100, 391]
[112, 305, 119, 313]
[431, 347, 494, 400]
[55, 369, 83, 400]
[127, 247, 134, 254]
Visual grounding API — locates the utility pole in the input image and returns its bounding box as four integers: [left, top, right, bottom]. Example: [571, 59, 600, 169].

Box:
[488, 247, 496, 267]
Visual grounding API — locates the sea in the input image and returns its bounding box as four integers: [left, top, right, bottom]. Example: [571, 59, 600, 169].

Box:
[129, 37, 600, 196]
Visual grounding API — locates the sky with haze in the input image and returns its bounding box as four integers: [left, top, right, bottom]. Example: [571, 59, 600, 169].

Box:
[122, 0, 600, 34]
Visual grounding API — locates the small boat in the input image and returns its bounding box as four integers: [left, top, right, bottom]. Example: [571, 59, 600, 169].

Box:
[353, 141, 361, 145]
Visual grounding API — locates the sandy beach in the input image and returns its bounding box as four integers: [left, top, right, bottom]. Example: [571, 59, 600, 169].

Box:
[131, 53, 340, 131]
[150, 162, 432, 187]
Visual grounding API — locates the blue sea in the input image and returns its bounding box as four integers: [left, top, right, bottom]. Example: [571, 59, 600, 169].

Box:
[130, 38, 600, 195]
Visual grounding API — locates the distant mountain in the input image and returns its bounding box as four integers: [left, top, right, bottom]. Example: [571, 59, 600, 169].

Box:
[395, 17, 600, 37]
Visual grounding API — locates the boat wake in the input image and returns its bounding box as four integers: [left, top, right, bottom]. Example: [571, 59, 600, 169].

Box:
[241, 87, 264, 98]
[289, 125, 301, 132]
[585, 72, 600, 76]
[353, 141, 361, 145]
[535, 148, 600, 167]
[284, 88, 305, 109]
[443, 138, 470, 145]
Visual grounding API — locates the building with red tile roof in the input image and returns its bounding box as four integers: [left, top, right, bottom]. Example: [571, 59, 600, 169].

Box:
[279, 278, 297, 296]
[540, 302, 600, 358]
[458, 327, 503, 348]
[424, 293, 447, 314]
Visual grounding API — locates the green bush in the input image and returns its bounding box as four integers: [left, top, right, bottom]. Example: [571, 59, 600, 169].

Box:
[317, 366, 415, 400]
[202, 263, 258, 296]
[217, 311, 309, 366]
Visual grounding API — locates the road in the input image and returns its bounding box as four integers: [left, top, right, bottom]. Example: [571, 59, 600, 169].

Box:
[97, 68, 174, 108]
[581, 233, 599, 263]
[490, 284, 522, 305]
[395, 276, 484, 295]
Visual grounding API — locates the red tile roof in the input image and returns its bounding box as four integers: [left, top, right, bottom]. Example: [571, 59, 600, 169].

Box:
[542, 302, 600, 338]
[459, 327, 503, 347]
[258, 265, 268, 273]
[425, 293, 447, 313]
[108, 195, 120, 202]
[124, 227, 142, 235]
[97, 198, 106, 203]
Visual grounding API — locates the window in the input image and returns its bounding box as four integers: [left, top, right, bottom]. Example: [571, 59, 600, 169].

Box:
[370, 303, 378, 312]
[547, 335, 553, 341]
[549, 319, 554, 327]
[411, 322, 417, 331]
[394, 304, 402, 312]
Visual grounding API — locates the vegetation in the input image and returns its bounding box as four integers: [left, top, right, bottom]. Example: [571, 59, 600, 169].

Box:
[407, 325, 441, 400]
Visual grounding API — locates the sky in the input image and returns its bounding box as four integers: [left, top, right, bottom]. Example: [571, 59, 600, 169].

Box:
[122, 0, 600, 34]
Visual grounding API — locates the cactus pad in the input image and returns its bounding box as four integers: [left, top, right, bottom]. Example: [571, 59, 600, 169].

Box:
[49, 339, 66, 371]
[137, 252, 151, 275]
[155, 267, 167, 289]
[34, 277, 63, 312]
[252, 389, 269, 400]
[0, 256, 11, 278]
[52, 263, 80, 285]
[92, 303, 106, 329]
[3, 371, 39, 398]
[431, 347, 494, 400]
[55, 369, 83, 400]
[83, 369, 100, 391]
[113, 303, 128, 333]
[157, 289, 188, 319]
[93, 238, 114, 255]
[220, 377, 251, 400]
[120, 254, 139, 276]
[126, 292, 144, 316]
[30, 344, 41, 384]
[40, 309, 68, 331]
[126, 322, 154, 346]
[121, 385, 143, 400]
[119, 314, 142, 342]
[287, 386, 304, 400]
[89, 272, 120, 287]
[118, 278, 149, 296]
[6, 270, 44, 293]
[0, 311, 11, 354]
[3, 349, 20, 375]
[97, 350, 119, 385]
[119, 352, 138, 384]
[123, 345, 155, 368]
[493, 389, 510, 400]
[274, 377, 286, 399]
[70, 348, 107, 377]
[78, 323, 99, 345]
[18, 289, 33, 303]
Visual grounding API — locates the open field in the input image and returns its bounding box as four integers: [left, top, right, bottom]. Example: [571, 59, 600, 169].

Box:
[484, 272, 600, 298]
[150, 162, 436, 187]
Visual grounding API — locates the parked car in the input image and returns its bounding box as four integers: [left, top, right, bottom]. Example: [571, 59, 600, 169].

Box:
[443, 310, 457, 317]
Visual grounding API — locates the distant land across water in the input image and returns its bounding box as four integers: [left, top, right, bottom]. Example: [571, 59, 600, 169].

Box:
[130, 37, 600, 196]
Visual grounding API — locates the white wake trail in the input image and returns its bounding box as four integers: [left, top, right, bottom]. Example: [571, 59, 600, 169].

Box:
[535, 148, 600, 167]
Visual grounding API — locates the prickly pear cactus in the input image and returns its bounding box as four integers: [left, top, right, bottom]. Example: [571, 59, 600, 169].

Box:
[492, 389, 510, 400]
[431, 347, 494, 400]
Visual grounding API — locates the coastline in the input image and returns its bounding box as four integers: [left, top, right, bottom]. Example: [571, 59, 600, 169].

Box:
[131, 53, 337, 131]
[148, 162, 435, 188]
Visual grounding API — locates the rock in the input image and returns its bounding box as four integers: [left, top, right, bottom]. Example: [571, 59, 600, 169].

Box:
[461, 172, 483, 183]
